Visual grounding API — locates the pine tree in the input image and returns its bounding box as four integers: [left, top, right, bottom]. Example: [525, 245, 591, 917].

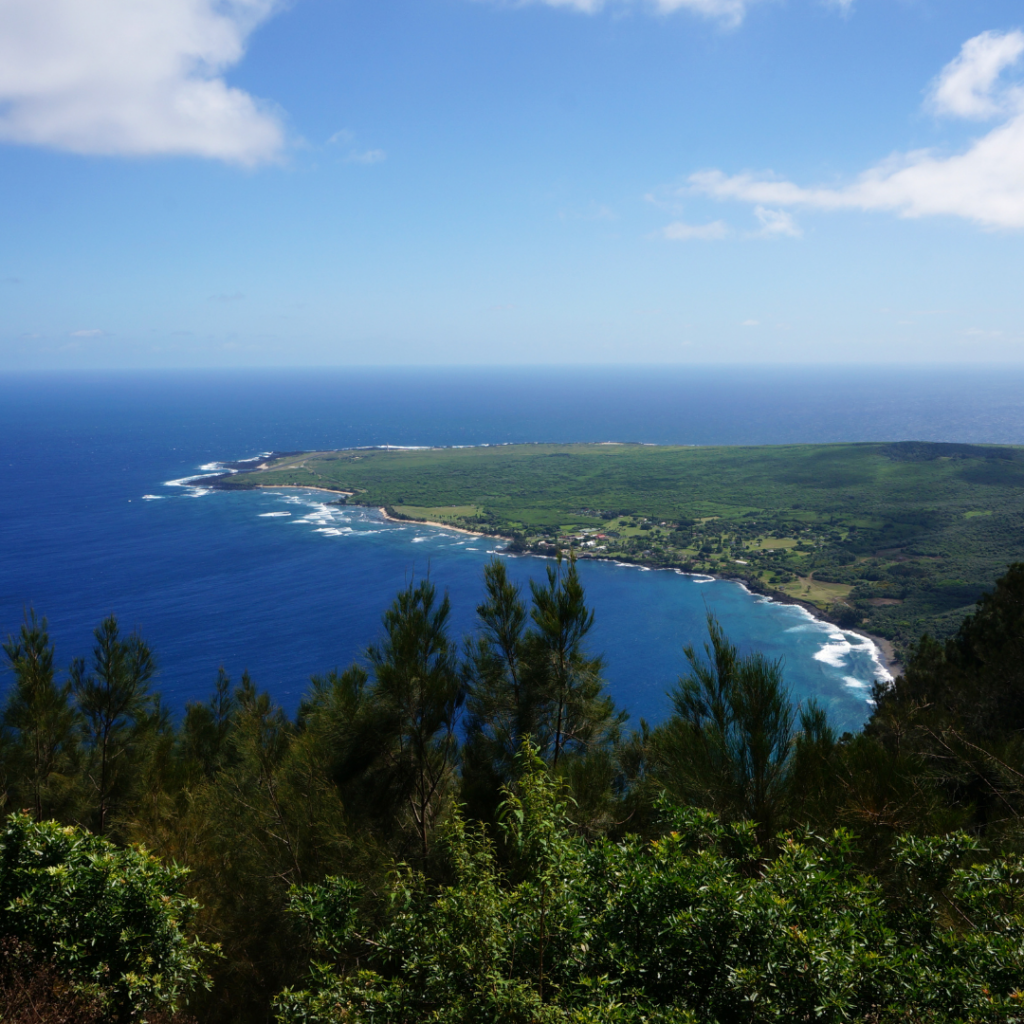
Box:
[655, 612, 797, 846]
[462, 559, 533, 814]
[2, 611, 81, 820]
[71, 615, 155, 834]
[526, 554, 623, 769]
[463, 557, 625, 830]
[365, 578, 465, 860]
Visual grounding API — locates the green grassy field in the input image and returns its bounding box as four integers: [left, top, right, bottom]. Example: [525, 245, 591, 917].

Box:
[214, 441, 1024, 653]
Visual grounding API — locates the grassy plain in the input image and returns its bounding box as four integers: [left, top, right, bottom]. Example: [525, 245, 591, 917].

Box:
[215, 441, 1024, 653]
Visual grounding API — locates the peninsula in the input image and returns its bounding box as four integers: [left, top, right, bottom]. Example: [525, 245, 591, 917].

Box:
[209, 441, 1024, 654]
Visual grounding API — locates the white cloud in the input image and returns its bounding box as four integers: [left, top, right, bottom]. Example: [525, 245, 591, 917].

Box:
[741, 319, 759, 326]
[753, 206, 801, 237]
[0, 0, 286, 164]
[70, 329, 105, 337]
[494, 0, 755, 27]
[929, 29, 1024, 120]
[662, 219, 730, 240]
[688, 30, 1024, 230]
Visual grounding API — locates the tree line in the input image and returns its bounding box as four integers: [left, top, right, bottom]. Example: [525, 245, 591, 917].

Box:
[3, 556, 1024, 1022]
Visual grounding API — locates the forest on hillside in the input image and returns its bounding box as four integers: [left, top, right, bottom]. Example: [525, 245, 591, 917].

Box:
[4, 555, 1024, 1023]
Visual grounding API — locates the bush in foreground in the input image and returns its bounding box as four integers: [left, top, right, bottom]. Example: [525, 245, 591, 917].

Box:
[277, 743, 1024, 1024]
[0, 814, 214, 1022]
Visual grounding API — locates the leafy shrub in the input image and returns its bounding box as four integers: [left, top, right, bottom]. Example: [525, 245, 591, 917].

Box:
[276, 744, 1024, 1024]
[0, 814, 214, 1021]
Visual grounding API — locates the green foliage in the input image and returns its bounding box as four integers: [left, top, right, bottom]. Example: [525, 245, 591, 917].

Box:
[71, 615, 158, 835]
[867, 561, 1024, 843]
[363, 578, 465, 860]
[527, 556, 624, 771]
[2, 612, 81, 820]
[278, 743, 1024, 1024]
[653, 613, 798, 845]
[463, 558, 624, 831]
[0, 813, 213, 1020]
[11, 561, 1024, 1022]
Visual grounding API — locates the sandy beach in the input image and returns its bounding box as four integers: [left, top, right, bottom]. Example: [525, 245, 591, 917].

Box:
[377, 506, 490, 538]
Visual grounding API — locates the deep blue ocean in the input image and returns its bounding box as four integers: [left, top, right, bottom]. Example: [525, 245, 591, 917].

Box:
[5, 365, 1024, 736]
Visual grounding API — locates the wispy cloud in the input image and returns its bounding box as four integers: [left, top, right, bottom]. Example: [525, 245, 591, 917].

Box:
[752, 206, 801, 237]
[662, 219, 730, 240]
[0, 0, 286, 164]
[328, 129, 386, 165]
[483, 0, 757, 28]
[688, 30, 1024, 230]
[70, 328, 105, 337]
[344, 149, 387, 165]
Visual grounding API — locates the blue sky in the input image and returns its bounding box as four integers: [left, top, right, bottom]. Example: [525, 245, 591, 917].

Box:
[1, 0, 1023, 367]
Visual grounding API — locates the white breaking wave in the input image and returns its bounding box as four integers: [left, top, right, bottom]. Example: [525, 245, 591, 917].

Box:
[141, 494, 164, 500]
[812, 630, 893, 690]
[258, 512, 291, 517]
[164, 465, 234, 495]
[164, 451, 274, 495]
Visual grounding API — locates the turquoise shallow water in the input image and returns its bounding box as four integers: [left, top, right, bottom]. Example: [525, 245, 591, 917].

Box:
[6, 365, 1024, 734]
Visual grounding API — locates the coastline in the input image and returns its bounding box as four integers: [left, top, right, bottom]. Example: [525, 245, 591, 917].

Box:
[256, 484, 355, 498]
[207, 461, 903, 684]
[728, 581, 902, 680]
[730, 578, 901, 682]
[366, 505, 902, 684]
[377, 505, 491, 538]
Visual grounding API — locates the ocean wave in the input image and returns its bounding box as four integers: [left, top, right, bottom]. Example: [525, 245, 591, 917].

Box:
[259, 512, 292, 517]
[164, 475, 210, 488]
[141, 494, 164, 500]
[812, 631, 892, 688]
[164, 467, 233, 495]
